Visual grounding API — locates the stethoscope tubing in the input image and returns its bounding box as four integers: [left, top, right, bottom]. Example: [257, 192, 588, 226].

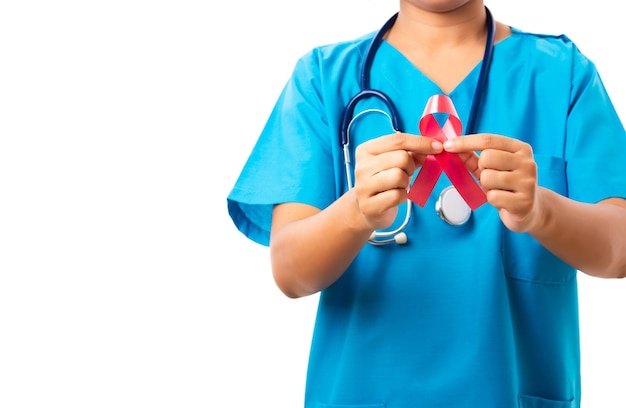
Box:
[341, 7, 495, 244]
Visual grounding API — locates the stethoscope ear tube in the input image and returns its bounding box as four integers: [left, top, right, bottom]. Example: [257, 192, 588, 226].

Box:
[360, 13, 399, 91]
[339, 90, 402, 146]
[466, 6, 495, 135]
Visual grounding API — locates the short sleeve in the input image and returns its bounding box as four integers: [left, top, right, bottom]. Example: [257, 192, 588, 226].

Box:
[564, 47, 626, 203]
[227, 51, 337, 246]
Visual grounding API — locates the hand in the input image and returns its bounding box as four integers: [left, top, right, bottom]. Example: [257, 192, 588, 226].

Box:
[443, 134, 540, 232]
[354, 132, 443, 230]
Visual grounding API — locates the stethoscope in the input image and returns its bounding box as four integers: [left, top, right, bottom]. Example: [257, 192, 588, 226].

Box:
[340, 7, 496, 245]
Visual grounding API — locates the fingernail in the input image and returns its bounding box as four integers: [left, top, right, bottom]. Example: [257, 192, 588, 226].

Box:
[431, 141, 443, 150]
[443, 140, 454, 150]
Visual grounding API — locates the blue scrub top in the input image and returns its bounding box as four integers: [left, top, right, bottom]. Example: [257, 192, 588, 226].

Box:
[227, 25, 626, 408]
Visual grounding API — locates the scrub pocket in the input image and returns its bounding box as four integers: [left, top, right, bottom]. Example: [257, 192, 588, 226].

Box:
[534, 154, 567, 196]
[519, 394, 575, 408]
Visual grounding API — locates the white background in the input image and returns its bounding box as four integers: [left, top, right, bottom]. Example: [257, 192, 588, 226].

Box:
[0, 1, 624, 407]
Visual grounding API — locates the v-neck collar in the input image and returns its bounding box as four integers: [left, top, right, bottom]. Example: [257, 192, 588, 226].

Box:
[376, 39, 483, 97]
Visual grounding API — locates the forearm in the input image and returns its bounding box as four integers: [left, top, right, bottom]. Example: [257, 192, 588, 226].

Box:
[270, 190, 373, 298]
[529, 188, 626, 278]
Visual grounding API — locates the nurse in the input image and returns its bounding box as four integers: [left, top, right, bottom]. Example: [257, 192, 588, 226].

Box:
[227, 0, 626, 407]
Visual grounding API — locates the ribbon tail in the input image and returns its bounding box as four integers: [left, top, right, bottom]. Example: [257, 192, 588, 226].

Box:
[408, 156, 443, 207]
[442, 154, 487, 210]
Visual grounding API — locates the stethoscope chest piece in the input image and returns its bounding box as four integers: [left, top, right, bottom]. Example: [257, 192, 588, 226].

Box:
[436, 186, 472, 226]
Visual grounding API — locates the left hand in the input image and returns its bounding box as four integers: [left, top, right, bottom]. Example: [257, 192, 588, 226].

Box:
[443, 134, 540, 232]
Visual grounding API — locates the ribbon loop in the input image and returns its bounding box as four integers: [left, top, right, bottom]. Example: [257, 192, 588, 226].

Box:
[407, 95, 487, 210]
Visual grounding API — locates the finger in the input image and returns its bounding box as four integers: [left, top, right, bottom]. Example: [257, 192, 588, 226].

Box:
[487, 189, 533, 215]
[375, 150, 417, 177]
[443, 133, 519, 153]
[366, 167, 413, 195]
[478, 149, 519, 172]
[359, 188, 406, 217]
[479, 168, 516, 191]
[364, 132, 443, 156]
[357, 149, 417, 182]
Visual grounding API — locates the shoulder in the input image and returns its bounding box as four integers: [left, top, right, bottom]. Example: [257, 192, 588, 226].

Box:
[279, 31, 378, 101]
[498, 26, 599, 85]
[506, 26, 591, 65]
[293, 31, 377, 76]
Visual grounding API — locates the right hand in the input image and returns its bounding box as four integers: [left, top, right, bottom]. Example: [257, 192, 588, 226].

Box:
[353, 132, 443, 230]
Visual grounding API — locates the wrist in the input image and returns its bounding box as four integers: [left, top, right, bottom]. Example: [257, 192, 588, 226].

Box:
[343, 189, 376, 236]
[526, 187, 555, 237]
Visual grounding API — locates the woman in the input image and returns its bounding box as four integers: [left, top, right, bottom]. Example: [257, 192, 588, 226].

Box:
[227, 0, 626, 406]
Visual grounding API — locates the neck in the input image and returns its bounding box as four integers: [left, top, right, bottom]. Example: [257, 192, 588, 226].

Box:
[390, 1, 488, 50]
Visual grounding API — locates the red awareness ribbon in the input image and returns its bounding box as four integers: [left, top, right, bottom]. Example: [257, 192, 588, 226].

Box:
[407, 94, 487, 210]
